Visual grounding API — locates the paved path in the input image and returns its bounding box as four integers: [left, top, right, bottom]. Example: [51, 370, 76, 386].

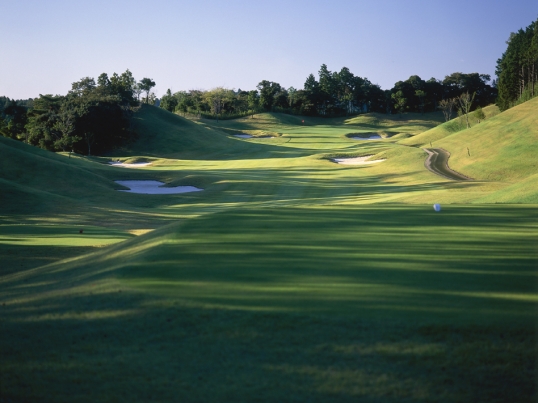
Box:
[423, 148, 472, 181]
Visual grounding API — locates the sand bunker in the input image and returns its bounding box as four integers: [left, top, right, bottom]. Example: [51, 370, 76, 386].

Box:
[332, 156, 385, 165]
[115, 180, 203, 194]
[349, 134, 382, 140]
[109, 161, 152, 168]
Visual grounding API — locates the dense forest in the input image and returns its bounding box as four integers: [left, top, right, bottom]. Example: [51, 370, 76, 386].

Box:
[2, 17, 536, 154]
[496, 18, 538, 111]
[0, 71, 156, 155]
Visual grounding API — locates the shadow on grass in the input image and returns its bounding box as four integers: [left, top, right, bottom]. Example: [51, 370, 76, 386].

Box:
[0, 289, 535, 403]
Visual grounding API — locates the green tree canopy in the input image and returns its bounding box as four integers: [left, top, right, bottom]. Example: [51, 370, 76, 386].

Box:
[139, 78, 156, 104]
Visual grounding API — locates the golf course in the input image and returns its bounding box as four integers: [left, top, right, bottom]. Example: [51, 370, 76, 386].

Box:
[1, 96, 537, 402]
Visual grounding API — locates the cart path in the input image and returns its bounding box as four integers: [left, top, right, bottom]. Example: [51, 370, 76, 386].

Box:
[423, 148, 472, 181]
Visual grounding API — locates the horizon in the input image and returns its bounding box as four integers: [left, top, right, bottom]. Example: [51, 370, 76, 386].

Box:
[1, 0, 537, 100]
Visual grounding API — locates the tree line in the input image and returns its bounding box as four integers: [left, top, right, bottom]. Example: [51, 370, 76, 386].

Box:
[0, 71, 156, 155]
[496, 17, 538, 111]
[160, 65, 497, 120]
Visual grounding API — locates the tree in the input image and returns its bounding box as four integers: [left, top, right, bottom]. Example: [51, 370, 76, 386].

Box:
[25, 94, 64, 149]
[15, 71, 138, 155]
[133, 83, 143, 102]
[1, 101, 28, 140]
[257, 80, 282, 111]
[139, 78, 156, 104]
[247, 90, 259, 117]
[303, 73, 322, 113]
[287, 87, 297, 108]
[442, 72, 496, 108]
[205, 87, 233, 122]
[109, 70, 136, 104]
[415, 90, 426, 114]
[52, 102, 80, 157]
[438, 98, 456, 122]
[425, 78, 444, 111]
[318, 64, 336, 113]
[391, 77, 420, 112]
[391, 91, 407, 117]
[496, 18, 538, 110]
[304, 74, 319, 93]
[70, 77, 96, 97]
[188, 90, 205, 116]
[334, 67, 356, 115]
[160, 89, 178, 112]
[97, 73, 111, 88]
[273, 88, 289, 109]
[457, 92, 476, 129]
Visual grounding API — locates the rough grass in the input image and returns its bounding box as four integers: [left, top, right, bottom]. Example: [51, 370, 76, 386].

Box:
[435, 98, 538, 183]
[399, 105, 500, 148]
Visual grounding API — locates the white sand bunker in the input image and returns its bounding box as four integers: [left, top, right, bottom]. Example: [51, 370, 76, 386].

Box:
[233, 134, 253, 139]
[109, 161, 152, 168]
[349, 134, 382, 140]
[115, 180, 203, 194]
[332, 156, 385, 165]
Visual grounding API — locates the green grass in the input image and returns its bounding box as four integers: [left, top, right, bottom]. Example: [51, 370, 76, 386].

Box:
[1, 206, 536, 402]
[435, 98, 538, 183]
[116, 206, 538, 324]
[0, 101, 537, 402]
[399, 105, 500, 148]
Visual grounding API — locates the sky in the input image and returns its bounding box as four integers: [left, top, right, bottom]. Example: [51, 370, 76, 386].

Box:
[1, 0, 537, 100]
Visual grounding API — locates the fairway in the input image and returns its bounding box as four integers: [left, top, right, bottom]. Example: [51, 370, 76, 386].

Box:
[118, 206, 536, 323]
[1, 102, 537, 403]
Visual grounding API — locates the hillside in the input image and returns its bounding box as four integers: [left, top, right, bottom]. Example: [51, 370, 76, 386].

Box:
[0, 134, 212, 220]
[0, 136, 117, 214]
[434, 97, 538, 183]
[398, 104, 500, 148]
[125, 105, 286, 159]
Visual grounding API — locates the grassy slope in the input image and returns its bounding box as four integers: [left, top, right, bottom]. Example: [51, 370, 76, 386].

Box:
[399, 105, 500, 148]
[477, 173, 538, 203]
[395, 99, 538, 202]
[0, 135, 117, 214]
[125, 105, 289, 159]
[435, 98, 538, 182]
[1, 104, 537, 402]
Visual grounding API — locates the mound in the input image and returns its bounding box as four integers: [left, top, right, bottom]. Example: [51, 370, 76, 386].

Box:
[0, 136, 117, 212]
[127, 105, 281, 159]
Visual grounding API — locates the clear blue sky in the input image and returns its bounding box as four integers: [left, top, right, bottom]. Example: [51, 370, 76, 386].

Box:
[2, 0, 537, 99]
